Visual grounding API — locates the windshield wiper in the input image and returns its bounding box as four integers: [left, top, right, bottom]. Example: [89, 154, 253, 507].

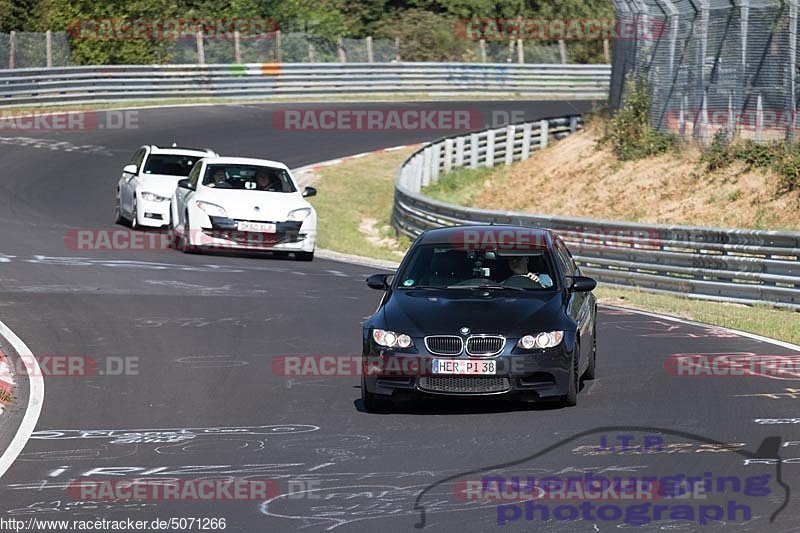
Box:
[445, 284, 526, 292]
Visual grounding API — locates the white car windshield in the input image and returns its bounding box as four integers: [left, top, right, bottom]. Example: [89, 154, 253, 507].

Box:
[142, 154, 202, 176]
[202, 164, 297, 193]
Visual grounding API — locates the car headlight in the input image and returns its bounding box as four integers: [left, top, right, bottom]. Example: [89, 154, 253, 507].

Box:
[518, 331, 564, 349]
[141, 191, 169, 202]
[195, 201, 228, 217]
[287, 207, 312, 222]
[372, 329, 413, 349]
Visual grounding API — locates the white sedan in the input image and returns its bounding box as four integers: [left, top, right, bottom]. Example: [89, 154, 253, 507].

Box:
[115, 144, 217, 228]
[170, 157, 317, 261]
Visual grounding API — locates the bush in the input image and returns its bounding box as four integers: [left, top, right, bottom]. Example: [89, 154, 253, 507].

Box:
[699, 131, 733, 172]
[777, 146, 800, 192]
[600, 77, 677, 161]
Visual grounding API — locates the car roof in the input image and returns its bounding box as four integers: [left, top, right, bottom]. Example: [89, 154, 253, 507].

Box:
[416, 224, 555, 248]
[199, 156, 290, 170]
[148, 145, 216, 156]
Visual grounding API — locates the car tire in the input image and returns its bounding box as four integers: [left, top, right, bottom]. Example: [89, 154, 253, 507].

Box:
[130, 197, 139, 230]
[361, 376, 391, 413]
[560, 343, 579, 407]
[114, 193, 125, 225]
[179, 212, 195, 254]
[583, 323, 597, 380]
[295, 251, 314, 262]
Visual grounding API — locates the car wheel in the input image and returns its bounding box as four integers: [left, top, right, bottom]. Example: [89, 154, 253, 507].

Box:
[179, 212, 195, 254]
[295, 251, 314, 262]
[130, 197, 139, 230]
[583, 323, 597, 380]
[561, 343, 579, 407]
[361, 376, 391, 413]
[114, 193, 124, 225]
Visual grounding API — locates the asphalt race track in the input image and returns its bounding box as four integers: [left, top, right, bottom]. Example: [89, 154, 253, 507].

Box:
[1, 101, 799, 532]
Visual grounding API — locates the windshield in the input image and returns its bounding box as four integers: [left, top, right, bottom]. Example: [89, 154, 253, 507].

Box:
[142, 154, 202, 176]
[202, 164, 297, 192]
[396, 244, 557, 290]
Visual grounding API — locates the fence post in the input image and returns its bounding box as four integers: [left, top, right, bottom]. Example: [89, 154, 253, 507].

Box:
[431, 144, 441, 182]
[366, 36, 374, 63]
[394, 36, 401, 62]
[521, 122, 532, 160]
[444, 138, 454, 173]
[558, 39, 567, 64]
[603, 39, 610, 63]
[678, 95, 687, 137]
[422, 146, 433, 188]
[337, 37, 346, 63]
[275, 30, 282, 62]
[8, 31, 16, 69]
[307, 39, 315, 62]
[756, 94, 763, 142]
[516, 39, 524, 64]
[455, 136, 465, 167]
[195, 31, 205, 66]
[787, 0, 798, 144]
[539, 119, 549, 149]
[508, 40, 514, 63]
[486, 130, 495, 167]
[570, 116, 579, 133]
[505, 125, 515, 165]
[479, 39, 487, 62]
[234, 30, 242, 63]
[727, 94, 735, 140]
[470, 133, 479, 169]
[46, 30, 53, 68]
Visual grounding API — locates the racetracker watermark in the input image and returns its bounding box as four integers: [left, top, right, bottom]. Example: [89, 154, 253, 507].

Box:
[271, 109, 484, 131]
[67, 18, 280, 40]
[454, 18, 664, 41]
[665, 353, 800, 379]
[3, 355, 138, 377]
[0, 111, 138, 131]
[446, 227, 659, 252]
[67, 478, 279, 500]
[665, 109, 800, 132]
[63, 229, 313, 251]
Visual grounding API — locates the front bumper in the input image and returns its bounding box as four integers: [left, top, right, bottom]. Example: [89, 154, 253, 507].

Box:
[189, 217, 315, 252]
[362, 340, 573, 401]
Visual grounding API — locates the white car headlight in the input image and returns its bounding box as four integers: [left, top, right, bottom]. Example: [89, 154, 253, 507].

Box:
[195, 201, 228, 218]
[141, 191, 169, 202]
[372, 329, 413, 349]
[287, 207, 312, 222]
[518, 331, 564, 350]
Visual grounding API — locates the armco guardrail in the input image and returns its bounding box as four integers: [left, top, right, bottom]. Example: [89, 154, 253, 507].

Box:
[0, 63, 610, 106]
[392, 117, 800, 309]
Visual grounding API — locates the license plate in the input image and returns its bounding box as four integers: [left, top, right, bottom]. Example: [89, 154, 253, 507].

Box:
[432, 359, 496, 375]
[237, 221, 276, 233]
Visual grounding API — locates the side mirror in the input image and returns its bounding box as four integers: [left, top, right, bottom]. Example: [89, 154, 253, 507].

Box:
[366, 273, 390, 290]
[177, 178, 193, 190]
[123, 164, 138, 176]
[302, 186, 317, 198]
[568, 276, 597, 292]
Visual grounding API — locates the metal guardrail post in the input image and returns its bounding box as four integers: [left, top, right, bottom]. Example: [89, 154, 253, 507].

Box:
[540, 120, 549, 149]
[195, 31, 205, 66]
[8, 31, 15, 70]
[366, 36, 374, 63]
[522, 123, 532, 160]
[234, 31, 242, 64]
[504, 125, 515, 165]
[46, 30, 53, 68]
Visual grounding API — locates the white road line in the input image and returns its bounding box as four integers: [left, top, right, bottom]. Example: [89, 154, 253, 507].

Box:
[0, 320, 44, 479]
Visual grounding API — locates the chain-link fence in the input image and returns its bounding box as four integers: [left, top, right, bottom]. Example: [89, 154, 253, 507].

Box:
[610, 0, 799, 143]
[2, 30, 603, 68]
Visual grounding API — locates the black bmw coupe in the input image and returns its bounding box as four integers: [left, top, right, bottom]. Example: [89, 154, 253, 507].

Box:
[361, 225, 597, 411]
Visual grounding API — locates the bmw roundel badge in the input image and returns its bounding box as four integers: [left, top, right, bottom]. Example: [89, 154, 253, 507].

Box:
[459, 326, 470, 335]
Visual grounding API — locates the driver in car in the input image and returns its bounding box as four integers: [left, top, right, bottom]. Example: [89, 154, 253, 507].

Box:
[506, 255, 553, 287]
[208, 168, 231, 188]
